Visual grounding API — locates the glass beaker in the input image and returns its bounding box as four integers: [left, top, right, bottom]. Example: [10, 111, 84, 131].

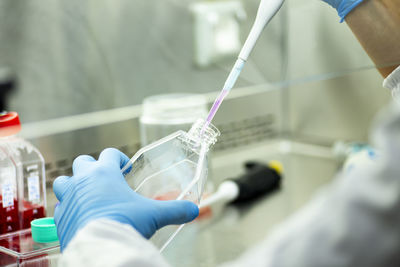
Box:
[140, 94, 208, 146]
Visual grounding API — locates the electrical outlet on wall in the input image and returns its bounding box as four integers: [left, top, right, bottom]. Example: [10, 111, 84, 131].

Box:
[191, 1, 246, 67]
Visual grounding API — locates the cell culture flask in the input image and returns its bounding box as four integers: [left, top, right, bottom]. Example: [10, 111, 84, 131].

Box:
[0, 112, 46, 235]
[122, 118, 219, 250]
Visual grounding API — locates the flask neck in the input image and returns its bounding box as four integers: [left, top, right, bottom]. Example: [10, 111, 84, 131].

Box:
[186, 119, 220, 151]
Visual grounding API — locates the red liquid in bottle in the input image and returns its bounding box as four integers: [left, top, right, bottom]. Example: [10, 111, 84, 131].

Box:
[1, 196, 45, 234]
[20, 201, 46, 229]
[0, 196, 20, 234]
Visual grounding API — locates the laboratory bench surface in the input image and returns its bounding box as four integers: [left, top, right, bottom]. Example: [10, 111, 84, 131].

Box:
[163, 139, 338, 267]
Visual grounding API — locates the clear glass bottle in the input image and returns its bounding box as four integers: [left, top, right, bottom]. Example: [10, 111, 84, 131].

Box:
[0, 112, 46, 235]
[139, 94, 208, 146]
[123, 118, 219, 250]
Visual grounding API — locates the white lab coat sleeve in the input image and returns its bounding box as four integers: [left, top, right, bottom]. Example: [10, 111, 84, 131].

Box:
[59, 219, 171, 267]
[383, 65, 400, 100]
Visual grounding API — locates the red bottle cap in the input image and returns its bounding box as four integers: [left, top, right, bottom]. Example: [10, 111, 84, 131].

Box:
[0, 112, 21, 137]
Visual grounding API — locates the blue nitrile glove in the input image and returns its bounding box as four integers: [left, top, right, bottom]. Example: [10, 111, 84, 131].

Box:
[53, 148, 199, 251]
[322, 0, 364, 22]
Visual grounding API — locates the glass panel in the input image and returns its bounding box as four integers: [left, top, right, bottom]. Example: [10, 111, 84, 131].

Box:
[0, 0, 390, 123]
[0, 0, 287, 122]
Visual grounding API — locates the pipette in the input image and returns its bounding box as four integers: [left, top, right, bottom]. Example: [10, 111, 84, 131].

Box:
[204, 0, 285, 129]
[198, 161, 282, 217]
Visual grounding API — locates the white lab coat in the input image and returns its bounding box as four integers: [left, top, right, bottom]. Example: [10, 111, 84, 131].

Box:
[59, 67, 400, 267]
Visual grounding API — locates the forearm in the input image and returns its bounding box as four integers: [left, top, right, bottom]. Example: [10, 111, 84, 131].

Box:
[345, 0, 400, 77]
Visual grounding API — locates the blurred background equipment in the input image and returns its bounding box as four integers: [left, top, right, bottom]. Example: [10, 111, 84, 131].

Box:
[191, 1, 246, 67]
[0, 67, 16, 112]
[199, 161, 282, 211]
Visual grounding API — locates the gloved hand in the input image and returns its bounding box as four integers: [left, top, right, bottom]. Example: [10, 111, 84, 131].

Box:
[322, 0, 364, 22]
[53, 148, 199, 251]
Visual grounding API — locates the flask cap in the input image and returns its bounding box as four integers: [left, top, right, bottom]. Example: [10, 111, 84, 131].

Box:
[0, 111, 21, 137]
[31, 217, 59, 243]
[187, 118, 220, 151]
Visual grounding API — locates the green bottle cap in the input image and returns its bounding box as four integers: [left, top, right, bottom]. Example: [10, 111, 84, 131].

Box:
[31, 217, 59, 243]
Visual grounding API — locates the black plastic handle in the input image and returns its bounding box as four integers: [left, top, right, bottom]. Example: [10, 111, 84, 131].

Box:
[230, 161, 281, 203]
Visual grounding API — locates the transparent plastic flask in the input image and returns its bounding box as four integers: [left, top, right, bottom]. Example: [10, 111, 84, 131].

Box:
[0, 112, 46, 235]
[122, 119, 219, 250]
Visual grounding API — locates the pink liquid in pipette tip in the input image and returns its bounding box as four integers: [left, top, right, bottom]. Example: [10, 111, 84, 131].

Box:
[206, 89, 229, 123]
[202, 58, 244, 133]
[202, 89, 229, 132]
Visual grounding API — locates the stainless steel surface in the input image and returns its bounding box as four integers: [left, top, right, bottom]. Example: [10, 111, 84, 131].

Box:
[163, 140, 337, 266]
